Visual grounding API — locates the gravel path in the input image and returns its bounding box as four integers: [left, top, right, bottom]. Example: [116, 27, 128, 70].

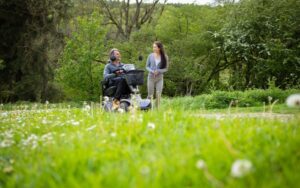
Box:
[194, 113, 295, 120]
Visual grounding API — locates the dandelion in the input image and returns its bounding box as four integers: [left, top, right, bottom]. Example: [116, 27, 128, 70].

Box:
[196, 159, 206, 170]
[45, 100, 49, 105]
[231, 159, 253, 178]
[286, 94, 300, 107]
[147, 122, 155, 130]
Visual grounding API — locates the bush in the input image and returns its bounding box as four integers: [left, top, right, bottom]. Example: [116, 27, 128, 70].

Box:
[162, 89, 300, 110]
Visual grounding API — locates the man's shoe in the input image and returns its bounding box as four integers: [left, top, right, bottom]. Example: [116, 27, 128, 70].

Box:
[112, 99, 120, 110]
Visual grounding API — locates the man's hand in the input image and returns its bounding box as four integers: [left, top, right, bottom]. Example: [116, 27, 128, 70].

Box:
[115, 69, 124, 75]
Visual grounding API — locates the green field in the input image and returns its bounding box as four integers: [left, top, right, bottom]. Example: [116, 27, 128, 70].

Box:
[1, 102, 300, 188]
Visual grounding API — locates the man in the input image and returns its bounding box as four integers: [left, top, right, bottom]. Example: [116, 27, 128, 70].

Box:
[103, 48, 130, 110]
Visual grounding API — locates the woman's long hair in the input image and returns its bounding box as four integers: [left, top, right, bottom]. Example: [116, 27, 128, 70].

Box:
[154, 41, 167, 69]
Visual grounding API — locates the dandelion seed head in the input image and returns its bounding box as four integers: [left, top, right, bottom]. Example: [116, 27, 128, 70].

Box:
[286, 94, 300, 107]
[231, 159, 253, 178]
[117, 108, 125, 113]
[147, 122, 155, 130]
[110, 132, 117, 137]
[196, 160, 206, 170]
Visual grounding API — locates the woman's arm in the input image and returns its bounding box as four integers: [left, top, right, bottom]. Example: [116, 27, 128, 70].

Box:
[146, 54, 154, 73]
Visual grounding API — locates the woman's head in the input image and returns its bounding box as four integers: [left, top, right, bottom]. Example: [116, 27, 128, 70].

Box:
[153, 41, 167, 69]
[152, 41, 164, 54]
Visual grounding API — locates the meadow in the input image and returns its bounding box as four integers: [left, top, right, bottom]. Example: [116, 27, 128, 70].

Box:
[1, 99, 300, 188]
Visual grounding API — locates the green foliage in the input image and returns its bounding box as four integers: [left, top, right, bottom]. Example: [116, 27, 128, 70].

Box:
[56, 12, 106, 101]
[217, 0, 300, 89]
[154, 5, 227, 95]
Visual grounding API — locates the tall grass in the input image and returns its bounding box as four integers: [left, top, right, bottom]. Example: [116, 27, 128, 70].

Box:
[1, 104, 300, 187]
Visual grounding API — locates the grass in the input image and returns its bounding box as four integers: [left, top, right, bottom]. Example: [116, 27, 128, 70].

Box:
[0, 101, 300, 188]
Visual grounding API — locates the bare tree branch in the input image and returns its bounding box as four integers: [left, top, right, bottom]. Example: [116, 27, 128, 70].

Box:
[98, 0, 167, 40]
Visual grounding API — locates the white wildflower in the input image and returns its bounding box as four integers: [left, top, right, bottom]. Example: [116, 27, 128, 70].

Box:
[1, 112, 8, 117]
[71, 120, 80, 126]
[196, 159, 206, 170]
[83, 105, 91, 111]
[286, 94, 300, 107]
[0, 139, 15, 148]
[45, 100, 49, 105]
[268, 96, 273, 102]
[42, 118, 48, 124]
[138, 114, 143, 123]
[103, 96, 109, 102]
[231, 159, 253, 178]
[86, 125, 96, 131]
[117, 108, 124, 113]
[22, 134, 39, 149]
[110, 132, 117, 137]
[41, 133, 53, 141]
[140, 166, 150, 175]
[3, 130, 14, 139]
[147, 122, 155, 130]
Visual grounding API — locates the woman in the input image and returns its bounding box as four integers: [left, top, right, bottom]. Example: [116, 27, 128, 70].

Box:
[146, 41, 168, 107]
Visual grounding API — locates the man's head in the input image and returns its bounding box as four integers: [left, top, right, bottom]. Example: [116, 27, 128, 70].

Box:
[109, 48, 121, 62]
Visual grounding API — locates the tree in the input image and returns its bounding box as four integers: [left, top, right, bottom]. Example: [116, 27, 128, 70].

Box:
[0, 0, 72, 102]
[56, 12, 106, 101]
[98, 0, 167, 40]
